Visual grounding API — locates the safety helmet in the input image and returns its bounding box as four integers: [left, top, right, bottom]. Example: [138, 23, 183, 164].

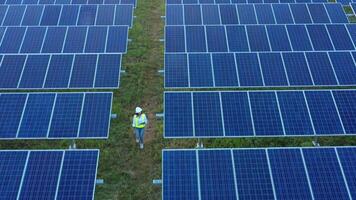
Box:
[135, 107, 142, 113]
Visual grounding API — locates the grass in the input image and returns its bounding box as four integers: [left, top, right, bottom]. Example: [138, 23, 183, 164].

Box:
[2, 1, 356, 200]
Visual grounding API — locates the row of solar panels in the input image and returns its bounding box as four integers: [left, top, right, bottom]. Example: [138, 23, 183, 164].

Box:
[0, 54, 121, 89]
[338, 0, 356, 5]
[0, 92, 112, 139]
[166, 24, 356, 53]
[0, 0, 136, 5]
[167, 0, 328, 4]
[0, 26, 128, 53]
[163, 147, 356, 200]
[166, 3, 347, 25]
[0, 4, 133, 27]
[165, 52, 356, 88]
[0, 150, 99, 200]
[164, 90, 356, 138]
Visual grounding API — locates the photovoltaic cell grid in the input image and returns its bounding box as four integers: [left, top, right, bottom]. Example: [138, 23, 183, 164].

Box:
[163, 147, 356, 200]
[0, 4, 134, 27]
[0, 54, 121, 89]
[166, 3, 348, 25]
[0, 92, 112, 139]
[166, 0, 328, 3]
[165, 24, 356, 53]
[0, 149, 99, 200]
[165, 51, 356, 88]
[0, 0, 136, 6]
[0, 26, 128, 54]
[164, 90, 356, 138]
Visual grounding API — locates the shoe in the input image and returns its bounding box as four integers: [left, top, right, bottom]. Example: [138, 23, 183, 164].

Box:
[140, 144, 144, 149]
[136, 139, 139, 143]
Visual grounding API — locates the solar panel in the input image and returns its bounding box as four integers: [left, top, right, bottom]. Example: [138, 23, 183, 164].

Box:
[0, 92, 112, 139]
[165, 52, 356, 88]
[0, 53, 121, 90]
[166, 3, 348, 26]
[1, 5, 133, 26]
[0, 150, 99, 200]
[166, 0, 328, 3]
[165, 24, 356, 53]
[0, 0, 136, 6]
[163, 147, 356, 200]
[164, 90, 356, 138]
[0, 26, 128, 53]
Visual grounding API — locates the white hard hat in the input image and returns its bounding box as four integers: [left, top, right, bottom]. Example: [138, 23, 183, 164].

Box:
[135, 107, 142, 113]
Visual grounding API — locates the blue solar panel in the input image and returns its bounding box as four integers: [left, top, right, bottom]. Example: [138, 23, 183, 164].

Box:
[255, 4, 275, 24]
[268, 149, 313, 199]
[166, 3, 347, 25]
[185, 26, 206, 52]
[164, 92, 193, 137]
[234, 149, 274, 199]
[249, 92, 284, 136]
[19, 151, 63, 199]
[57, 150, 99, 199]
[163, 150, 199, 200]
[0, 151, 27, 199]
[212, 53, 238, 87]
[18, 94, 55, 138]
[0, 92, 112, 139]
[206, 26, 227, 52]
[189, 53, 213, 87]
[201, 5, 219, 25]
[0, 150, 99, 200]
[303, 148, 350, 199]
[0, 54, 121, 90]
[165, 90, 356, 138]
[259, 53, 288, 86]
[163, 147, 356, 200]
[235, 53, 264, 86]
[199, 150, 236, 200]
[305, 91, 344, 134]
[277, 91, 314, 135]
[193, 92, 223, 137]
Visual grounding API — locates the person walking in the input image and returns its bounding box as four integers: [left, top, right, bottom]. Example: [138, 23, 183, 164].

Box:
[132, 107, 148, 149]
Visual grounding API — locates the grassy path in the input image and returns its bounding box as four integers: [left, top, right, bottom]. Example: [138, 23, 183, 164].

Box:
[94, 0, 165, 198]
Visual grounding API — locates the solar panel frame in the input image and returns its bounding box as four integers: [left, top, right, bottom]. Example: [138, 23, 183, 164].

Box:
[164, 90, 356, 138]
[162, 147, 356, 200]
[0, 92, 112, 140]
[164, 51, 356, 89]
[0, 149, 99, 200]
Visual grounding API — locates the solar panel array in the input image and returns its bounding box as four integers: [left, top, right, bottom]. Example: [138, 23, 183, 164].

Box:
[0, 1, 134, 90]
[0, 149, 99, 200]
[167, 0, 328, 4]
[166, 24, 356, 53]
[1, 0, 136, 6]
[165, 51, 356, 88]
[163, 147, 356, 200]
[164, 90, 356, 138]
[166, 3, 348, 25]
[0, 92, 112, 139]
[0, 4, 134, 27]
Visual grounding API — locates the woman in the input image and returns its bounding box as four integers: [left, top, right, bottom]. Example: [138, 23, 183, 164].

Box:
[132, 107, 148, 149]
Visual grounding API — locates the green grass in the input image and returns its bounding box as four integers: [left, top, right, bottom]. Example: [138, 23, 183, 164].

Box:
[2, 0, 356, 199]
